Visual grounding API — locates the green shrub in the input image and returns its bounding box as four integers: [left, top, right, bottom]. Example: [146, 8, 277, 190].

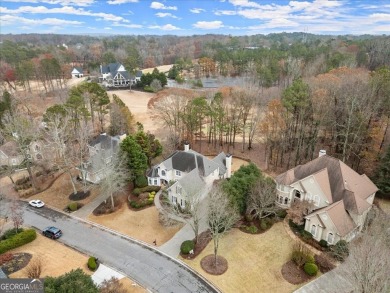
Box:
[305, 255, 315, 264]
[291, 241, 313, 267]
[87, 257, 97, 271]
[144, 86, 153, 92]
[141, 186, 160, 193]
[133, 188, 141, 196]
[245, 225, 258, 234]
[1, 228, 24, 240]
[301, 230, 313, 240]
[135, 176, 148, 188]
[0, 229, 37, 254]
[276, 209, 287, 219]
[304, 262, 318, 276]
[330, 240, 349, 261]
[180, 240, 195, 254]
[68, 202, 78, 211]
[319, 239, 328, 248]
[260, 220, 268, 230]
[148, 198, 154, 204]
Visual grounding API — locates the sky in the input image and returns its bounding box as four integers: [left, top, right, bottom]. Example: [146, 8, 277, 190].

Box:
[0, 0, 389, 36]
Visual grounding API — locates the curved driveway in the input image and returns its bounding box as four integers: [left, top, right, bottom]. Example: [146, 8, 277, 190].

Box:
[4, 202, 218, 293]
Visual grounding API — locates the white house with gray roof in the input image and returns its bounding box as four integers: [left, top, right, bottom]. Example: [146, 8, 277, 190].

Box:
[147, 143, 232, 208]
[99, 63, 132, 88]
[276, 151, 378, 244]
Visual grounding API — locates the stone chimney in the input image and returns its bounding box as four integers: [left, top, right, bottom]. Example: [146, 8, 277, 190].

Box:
[319, 150, 326, 157]
[184, 142, 190, 152]
[226, 154, 232, 178]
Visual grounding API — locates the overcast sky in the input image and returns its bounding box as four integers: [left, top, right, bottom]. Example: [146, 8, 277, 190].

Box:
[0, 0, 389, 35]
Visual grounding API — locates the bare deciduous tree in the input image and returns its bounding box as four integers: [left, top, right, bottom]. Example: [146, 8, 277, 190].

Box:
[98, 150, 131, 208]
[207, 186, 240, 266]
[25, 257, 43, 278]
[10, 198, 24, 232]
[98, 277, 127, 293]
[287, 200, 313, 225]
[339, 208, 390, 293]
[246, 178, 278, 220]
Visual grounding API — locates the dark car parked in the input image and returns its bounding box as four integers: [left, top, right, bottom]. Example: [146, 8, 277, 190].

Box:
[42, 226, 62, 239]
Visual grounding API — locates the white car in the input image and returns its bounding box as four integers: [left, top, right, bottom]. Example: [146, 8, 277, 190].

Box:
[29, 200, 45, 208]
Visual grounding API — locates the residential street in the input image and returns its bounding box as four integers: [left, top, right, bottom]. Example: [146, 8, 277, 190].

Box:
[0, 200, 219, 293]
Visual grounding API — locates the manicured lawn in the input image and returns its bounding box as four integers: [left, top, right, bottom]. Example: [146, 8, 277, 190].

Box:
[183, 222, 301, 293]
[25, 172, 100, 210]
[88, 205, 183, 246]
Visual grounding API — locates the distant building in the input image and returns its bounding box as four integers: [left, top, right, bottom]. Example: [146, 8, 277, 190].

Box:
[71, 67, 84, 78]
[99, 63, 132, 88]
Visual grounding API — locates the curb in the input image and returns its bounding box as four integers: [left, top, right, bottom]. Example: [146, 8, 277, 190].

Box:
[45, 203, 222, 293]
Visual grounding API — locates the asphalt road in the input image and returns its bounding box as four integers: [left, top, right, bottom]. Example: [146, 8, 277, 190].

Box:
[1, 201, 218, 293]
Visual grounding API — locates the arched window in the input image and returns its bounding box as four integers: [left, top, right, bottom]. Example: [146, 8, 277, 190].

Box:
[279, 196, 283, 204]
[161, 170, 166, 176]
[313, 195, 320, 206]
[284, 197, 288, 205]
[311, 225, 316, 236]
[327, 232, 334, 244]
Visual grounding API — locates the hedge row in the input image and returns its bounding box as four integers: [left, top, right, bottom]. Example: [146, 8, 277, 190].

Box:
[133, 186, 160, 196]
[0, 229, 37, 254]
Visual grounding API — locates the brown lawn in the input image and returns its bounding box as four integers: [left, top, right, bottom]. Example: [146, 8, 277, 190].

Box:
[8, 233, 147, 292]
[24, 172, 100, 210]
[182, 222, 301, 293]
[377, 198, 390, 215]
[88, 205, 182, 246]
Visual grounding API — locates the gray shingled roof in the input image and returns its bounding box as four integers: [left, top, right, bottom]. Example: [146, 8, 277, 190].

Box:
[146, 167, 159, 178]
[213, 152, 227, 176]
[0, 268, 7, 279]
[177, 168, 205, 195]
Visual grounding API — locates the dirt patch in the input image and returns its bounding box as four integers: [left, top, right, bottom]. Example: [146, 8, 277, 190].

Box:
[181, 230, 212, 260]
[281, 260, 312, 285]
[1, 253, 32, 275]
[201, 255, 228, 275]
[69, 190, 91, 201]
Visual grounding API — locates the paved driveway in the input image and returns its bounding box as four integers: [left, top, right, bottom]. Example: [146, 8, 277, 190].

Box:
[1, 201, 218, 293]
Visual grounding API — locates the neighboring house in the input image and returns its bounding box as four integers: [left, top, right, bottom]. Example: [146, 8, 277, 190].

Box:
[0, 141, 24, 166]
[275, 151, 378, 244]
[99, 63, 132, 88]
[71, 67, 83, 78]
[147, 143, 232, 208]
[135, 70, 143, 83]
[80, 133, 126, 184]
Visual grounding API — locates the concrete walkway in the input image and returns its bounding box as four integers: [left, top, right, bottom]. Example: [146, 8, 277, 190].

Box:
[155, 190, 210, 258]
[91, 264, 125, 286]
[72, 191, 109, 219]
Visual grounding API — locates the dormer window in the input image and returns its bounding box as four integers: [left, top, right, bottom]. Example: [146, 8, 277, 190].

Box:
[162, 170, 166, 176]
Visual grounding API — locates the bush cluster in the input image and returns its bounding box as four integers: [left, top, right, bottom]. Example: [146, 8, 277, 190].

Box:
[260, 218, 273, 230]
[0, 229, 37, 254]
[315, 254, 336, 273]
[304, 262, 318, 276]
[135, 175, 148, 188]
[276, 209, 287, 219]
[330, 240, 349, 261]
[87, 257, 98, 271]
[319, 239, 328, 248]
[129, 199, 154, 209]
[133, 186, 160, 196]
[291, 242, 313, 267]
[180, 240, 195, 254]
[1, 228, 24, 240]
[245, 225, 258, 234]
[68, 202, 78, 211]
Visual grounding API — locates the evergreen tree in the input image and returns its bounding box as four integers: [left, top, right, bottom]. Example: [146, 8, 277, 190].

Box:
[374, 145, 390, 196]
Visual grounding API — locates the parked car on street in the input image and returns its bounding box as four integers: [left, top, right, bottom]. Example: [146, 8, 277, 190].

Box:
[42, 226, 62, 239]
[28, 199, 45, 208]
